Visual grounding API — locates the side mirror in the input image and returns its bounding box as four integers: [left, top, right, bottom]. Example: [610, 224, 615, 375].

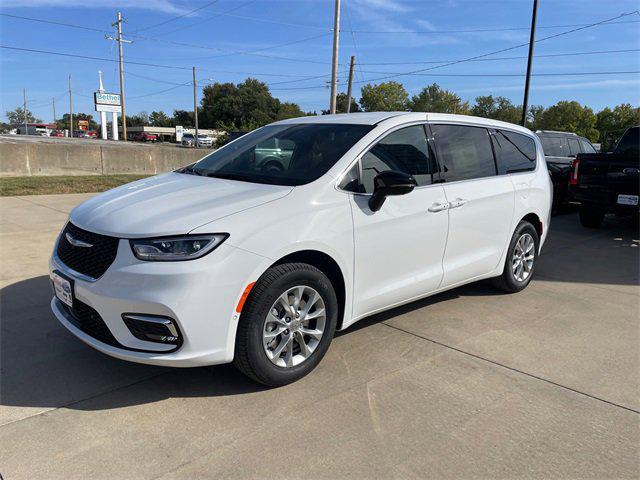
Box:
[369, 170, 417, 212]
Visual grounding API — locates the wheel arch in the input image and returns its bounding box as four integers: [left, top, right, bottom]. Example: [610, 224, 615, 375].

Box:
[270, 250, 347, 331]
[521, 212, 542, 238]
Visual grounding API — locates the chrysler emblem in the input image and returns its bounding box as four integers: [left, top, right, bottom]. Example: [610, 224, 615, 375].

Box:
[622, 168, 639, 175]
[65, 232, 93, 248]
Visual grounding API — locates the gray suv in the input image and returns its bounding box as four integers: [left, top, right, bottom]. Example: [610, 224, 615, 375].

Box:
[536, 130, 598, 207]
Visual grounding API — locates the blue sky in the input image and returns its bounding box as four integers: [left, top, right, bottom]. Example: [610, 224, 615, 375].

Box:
[1, 0, 639, 123]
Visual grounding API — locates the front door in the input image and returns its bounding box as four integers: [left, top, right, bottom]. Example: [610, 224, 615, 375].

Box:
[348, 124, 449, 318]
[430, 123, 515, 287]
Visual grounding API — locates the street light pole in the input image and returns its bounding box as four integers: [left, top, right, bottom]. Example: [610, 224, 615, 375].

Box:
[69, 74, 74, 138]
[329, 0, 341, 114]
[521, 0, 538, 127]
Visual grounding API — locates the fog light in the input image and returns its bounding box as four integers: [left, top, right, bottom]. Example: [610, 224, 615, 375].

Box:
[122, 313, 182, 346]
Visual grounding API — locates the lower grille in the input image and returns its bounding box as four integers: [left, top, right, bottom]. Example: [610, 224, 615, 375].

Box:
[61, 299, 120, 348]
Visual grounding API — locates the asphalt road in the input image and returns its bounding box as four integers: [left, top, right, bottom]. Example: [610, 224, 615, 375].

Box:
[0, 194, 638, 479]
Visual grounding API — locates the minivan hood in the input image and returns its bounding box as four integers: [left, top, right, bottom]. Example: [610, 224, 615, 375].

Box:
[69, 172, 293, 237]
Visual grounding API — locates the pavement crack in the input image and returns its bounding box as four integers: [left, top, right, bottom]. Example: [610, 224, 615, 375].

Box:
[381, 321, 640, 415]
[14, 196, 70, 215]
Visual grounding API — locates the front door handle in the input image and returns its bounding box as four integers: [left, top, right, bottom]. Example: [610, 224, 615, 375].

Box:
[449, 198, 468, 209]
[428, 202, 449, 213]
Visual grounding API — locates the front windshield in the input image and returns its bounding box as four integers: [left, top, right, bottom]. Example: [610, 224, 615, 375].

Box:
[188, 123, 373, 186]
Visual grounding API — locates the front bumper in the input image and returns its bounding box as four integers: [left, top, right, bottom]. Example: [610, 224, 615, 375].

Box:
[49, 240, 268, 367]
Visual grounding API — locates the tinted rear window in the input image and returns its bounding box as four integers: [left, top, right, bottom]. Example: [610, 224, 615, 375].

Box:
[538, 135, 569, 157]
[431, 124, 496, 182]
[493, 130, 537, 174]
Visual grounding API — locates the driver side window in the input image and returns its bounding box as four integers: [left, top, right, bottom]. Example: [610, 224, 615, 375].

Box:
[360, 125, 437, 194]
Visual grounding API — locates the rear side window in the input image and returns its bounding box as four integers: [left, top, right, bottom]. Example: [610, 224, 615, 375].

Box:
[579, 139, 596, 153]
[360, 125, 437, 193]
[538, 135, 569, 157]
[431, 124, 496, 182]
[567, 137, 581, 157]
[493, 130, 537, 174]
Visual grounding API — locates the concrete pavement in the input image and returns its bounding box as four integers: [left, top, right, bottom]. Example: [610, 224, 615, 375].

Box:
[0, 193, 638, 479]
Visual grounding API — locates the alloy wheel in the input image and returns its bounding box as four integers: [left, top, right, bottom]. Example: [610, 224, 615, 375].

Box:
[512, 233, 535, 282]
[262, 285, 326, 368]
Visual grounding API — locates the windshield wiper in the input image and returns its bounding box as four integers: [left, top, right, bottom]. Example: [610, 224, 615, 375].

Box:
[179, 164, 202, 176]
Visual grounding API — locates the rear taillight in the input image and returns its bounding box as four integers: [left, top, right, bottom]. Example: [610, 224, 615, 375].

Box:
[569, 158, 580, 185]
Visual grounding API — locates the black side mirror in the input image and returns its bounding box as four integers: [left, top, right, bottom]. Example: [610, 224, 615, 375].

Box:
[369, 170, 416, 212]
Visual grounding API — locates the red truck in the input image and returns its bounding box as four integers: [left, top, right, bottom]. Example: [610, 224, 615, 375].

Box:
[132, 132, 158, 142]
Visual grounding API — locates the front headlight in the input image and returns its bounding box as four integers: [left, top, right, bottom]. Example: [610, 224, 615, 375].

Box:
[129, 234, 229, 261]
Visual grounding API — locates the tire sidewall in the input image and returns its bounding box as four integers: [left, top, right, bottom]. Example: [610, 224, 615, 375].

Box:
[503, 222, 539, 291]
[242, 266, 338, 385]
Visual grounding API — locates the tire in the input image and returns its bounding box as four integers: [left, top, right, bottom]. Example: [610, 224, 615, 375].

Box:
[491, 220, 539, 293]
[233, 263, 338, 386]
[579, 204, 605, 228]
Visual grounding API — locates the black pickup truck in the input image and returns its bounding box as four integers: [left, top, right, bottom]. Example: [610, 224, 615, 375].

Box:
[570, 126, 639, 228]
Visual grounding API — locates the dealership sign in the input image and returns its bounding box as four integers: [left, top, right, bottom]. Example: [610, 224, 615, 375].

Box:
[94, 92, 122, 113]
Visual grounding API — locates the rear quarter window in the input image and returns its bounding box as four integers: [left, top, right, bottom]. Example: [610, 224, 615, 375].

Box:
[493, 130, 537, 174]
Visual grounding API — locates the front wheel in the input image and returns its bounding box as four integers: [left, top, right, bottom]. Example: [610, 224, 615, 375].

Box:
[492, 221, 539, 293]
[233, 263, 338, 386]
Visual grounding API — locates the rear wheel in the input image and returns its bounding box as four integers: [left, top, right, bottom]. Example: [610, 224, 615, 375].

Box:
[492, 221, 539, 293]
[233, 263, 338, 386]
[579, 204, 605, 228]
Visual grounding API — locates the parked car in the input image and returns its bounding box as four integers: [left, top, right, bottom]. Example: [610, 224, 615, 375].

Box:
[535, 130, 598, 208]
[569, 126, 639, 228]
[49, 113, 552, 386]
[181, 133, 213, 148]
[133, 132, 158, 142]
[51, 130, 65, 137]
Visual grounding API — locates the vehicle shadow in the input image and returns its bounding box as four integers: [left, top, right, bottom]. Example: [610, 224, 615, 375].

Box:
[0, 214, 637, 413]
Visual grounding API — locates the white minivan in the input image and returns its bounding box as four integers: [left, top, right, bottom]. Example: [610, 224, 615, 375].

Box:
[50, 112, 552, 385]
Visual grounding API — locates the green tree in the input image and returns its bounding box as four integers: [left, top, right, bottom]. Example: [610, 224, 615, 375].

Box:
[538, 101, 599, 141]
[199, 78, 282, 130]
[359, 81, 408, 112]
[322, 92, 361, 114]
[471, 95, 520, 123]
[527, 105, 546, 131]
[6, 107, 42, 125]
[126, 111, 150, 127]
[172, 109, 194, 127]
[276, 102, 307, 120]
[409, 83, 470, 114]
[149, 110, 173, 127]
[596, 104, 640, 150]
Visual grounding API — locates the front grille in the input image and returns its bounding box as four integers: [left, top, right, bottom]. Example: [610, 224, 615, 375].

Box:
[57, 223, 119, 279]
[62, 299, 119, 348]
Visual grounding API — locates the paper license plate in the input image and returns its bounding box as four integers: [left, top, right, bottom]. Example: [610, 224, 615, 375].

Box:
[617, 194, 639, 206]
[52, 272, 73, 308]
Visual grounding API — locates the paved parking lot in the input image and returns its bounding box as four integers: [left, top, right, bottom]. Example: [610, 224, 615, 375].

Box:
[0, 193, 638, 479]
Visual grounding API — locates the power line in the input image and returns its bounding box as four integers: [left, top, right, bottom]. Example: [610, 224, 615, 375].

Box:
[152, 0, 258, 37]
[132, 0, 219, 33]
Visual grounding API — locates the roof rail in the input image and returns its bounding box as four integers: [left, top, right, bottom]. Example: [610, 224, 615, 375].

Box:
[535, 130, 578, 135]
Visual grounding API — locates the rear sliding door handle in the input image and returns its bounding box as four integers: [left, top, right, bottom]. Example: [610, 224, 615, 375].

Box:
[428, 202, 449, 212]
[449, 198, 468, 209]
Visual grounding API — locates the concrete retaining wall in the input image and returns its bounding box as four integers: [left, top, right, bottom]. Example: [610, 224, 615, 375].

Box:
[0, 142, 207, 177]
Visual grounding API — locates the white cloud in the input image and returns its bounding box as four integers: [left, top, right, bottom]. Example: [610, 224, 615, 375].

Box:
[352, 0, 412, 13]
[3, 0, 186, 13]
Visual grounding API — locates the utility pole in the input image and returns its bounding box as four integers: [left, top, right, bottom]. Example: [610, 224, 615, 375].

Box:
[23, 88, 28, 135]
[107, 12, 131, 141]
[52, 97, 56, 123]
[329, 0, 341, 114]
[521, 0, 538, 127]
[193, 66, 199, 148]
[345, 55, 355, 113]
[69, 74, 74, 138]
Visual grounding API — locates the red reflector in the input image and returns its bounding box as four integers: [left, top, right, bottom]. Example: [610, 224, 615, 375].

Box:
[569, 158, 580, 185]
